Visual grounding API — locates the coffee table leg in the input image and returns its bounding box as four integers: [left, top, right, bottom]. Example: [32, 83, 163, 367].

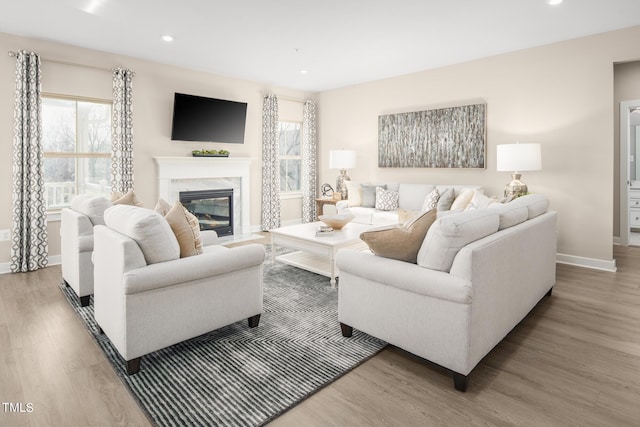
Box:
[330, 249, 337, 288]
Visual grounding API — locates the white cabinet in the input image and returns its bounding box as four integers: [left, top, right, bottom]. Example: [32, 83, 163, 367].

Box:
[630, 189, 640, 228]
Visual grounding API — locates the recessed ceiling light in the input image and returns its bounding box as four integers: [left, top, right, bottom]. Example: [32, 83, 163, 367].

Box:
[548, 0, 563, 5]
[300, 69, 308, 75]
[162, 35, 174, 42]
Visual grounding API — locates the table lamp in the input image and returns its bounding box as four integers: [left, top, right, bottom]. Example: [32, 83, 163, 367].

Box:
[496, 143, 541, 198]
[329, 150, 356, 200]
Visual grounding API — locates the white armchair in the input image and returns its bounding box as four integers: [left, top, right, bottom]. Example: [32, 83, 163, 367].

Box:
[60, 195, 112, 306]
[93, 205, 265, 374]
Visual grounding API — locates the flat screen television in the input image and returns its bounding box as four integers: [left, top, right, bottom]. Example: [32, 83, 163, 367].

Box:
[170, 93, 247, 144]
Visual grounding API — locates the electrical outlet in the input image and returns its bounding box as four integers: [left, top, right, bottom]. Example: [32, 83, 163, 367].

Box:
[0, 230, 10, 241]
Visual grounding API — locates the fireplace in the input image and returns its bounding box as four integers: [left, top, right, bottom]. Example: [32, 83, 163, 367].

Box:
[180, 189, 234, 237]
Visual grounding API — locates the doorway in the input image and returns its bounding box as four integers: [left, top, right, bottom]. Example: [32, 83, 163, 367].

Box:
[619, 99, 640, 246]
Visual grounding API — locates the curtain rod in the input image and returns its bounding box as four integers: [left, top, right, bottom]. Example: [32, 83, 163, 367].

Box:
[7, 50, 118, 74]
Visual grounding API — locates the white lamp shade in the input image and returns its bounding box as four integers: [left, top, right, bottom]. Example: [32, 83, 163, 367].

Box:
[329, 150, 357, 169]
[496, 143, 542, 172]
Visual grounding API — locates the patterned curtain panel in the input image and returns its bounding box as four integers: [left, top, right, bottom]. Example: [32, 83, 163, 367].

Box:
[11, 50, 48, 273]
[302, 100, 318, 222]
[111, 68, 135, 194]
[261, 94, 281, 230]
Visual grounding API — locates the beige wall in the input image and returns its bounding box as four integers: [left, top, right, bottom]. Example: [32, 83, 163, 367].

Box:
[613, 61, 640, 239]
[0, 32, 311, 266]
[318, 26, 640, 267]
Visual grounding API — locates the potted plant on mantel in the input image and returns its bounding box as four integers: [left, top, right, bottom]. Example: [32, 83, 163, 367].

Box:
[191, 149, 230, 157]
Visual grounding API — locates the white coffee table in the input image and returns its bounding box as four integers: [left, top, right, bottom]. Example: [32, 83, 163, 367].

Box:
[270, 221, 374, 287]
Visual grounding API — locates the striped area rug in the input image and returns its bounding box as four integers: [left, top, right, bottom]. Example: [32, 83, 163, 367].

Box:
[61, 251, 386, 426]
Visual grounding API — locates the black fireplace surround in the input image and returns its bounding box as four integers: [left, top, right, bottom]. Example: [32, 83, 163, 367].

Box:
[179, 189, 234, 237]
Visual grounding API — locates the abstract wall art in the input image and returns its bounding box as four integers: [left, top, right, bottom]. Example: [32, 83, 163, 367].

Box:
[378, 103, 486, 168]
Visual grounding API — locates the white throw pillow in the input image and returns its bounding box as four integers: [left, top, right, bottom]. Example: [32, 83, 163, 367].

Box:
[345, 181, 362, 207]
[375, 186, 399, 211]
[417, 210, 500, 272]
[465, 190, 497, 210]
[421, 188, 440, 211]
[450, 189, 474, 210]
[437, 188, 455, 211]
[70, 194, 112, 226]
[104, 205, 180, 265]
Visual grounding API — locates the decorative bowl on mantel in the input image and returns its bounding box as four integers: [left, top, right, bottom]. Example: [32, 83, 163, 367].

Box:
[319, 213, 355, 230]
[191, 150, 229, 157]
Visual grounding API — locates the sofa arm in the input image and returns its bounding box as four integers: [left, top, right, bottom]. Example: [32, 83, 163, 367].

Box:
[337, 250, 472, 304]
[336, 200, 350, 213]
[123, 243, 266, 295]
[201, 230, 219, 246]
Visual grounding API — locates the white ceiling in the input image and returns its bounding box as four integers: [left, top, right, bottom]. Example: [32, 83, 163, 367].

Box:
[2, 0, 640, 92]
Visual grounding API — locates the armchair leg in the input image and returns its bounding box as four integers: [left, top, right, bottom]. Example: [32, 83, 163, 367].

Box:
[126, 358, 141, 375]
[452, 372, 469, 392]
[546, 286, 553, 297]
[340, 323, 353, 337]
[79, 295, 90, 307]
[248, 314, 261, 328]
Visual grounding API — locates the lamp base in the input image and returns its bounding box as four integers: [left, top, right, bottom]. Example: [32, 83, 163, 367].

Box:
[504, 173, 528, 198]
[336, 170, 350, 200]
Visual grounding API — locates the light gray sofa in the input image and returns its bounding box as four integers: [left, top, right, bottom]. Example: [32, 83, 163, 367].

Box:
[337, 194, 556, 391]
[93, 205, 265, 374]
[336, 183, 483, 225]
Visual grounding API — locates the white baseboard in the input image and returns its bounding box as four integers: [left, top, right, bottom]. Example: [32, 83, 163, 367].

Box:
[556, 253, 617, 272]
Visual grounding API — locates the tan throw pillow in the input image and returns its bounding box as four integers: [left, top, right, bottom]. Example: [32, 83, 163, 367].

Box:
[450, 189, 474, 210]
[154, 198, 171, 216]
[359, 209, 437, 263]
[164, 202, 203, 258]
[112, 189, 143, 207]
[398, 208, 420, 226]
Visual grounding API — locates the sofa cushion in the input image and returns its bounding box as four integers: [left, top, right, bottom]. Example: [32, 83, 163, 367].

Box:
[104, 204, 180, 265]
[360, 209, 437, 263]
[397, 184, 436, 211]
[417, 210, 500, 272]
[489, 203, 529, 230]
[375, 186, 399, 211]
[70, 194, 112, 226]
[398, 208, 420, 226]
[164, 202, 203, 258]
[507, 194, 549, 219]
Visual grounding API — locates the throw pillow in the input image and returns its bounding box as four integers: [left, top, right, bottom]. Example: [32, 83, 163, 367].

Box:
[361, 184, 384, 208]
[421, 188, 440, 211]
[112, 189, 143, 207]
[154, 198, 171, 216]
[450, 189, 474, 210]
[465, 190, 497, 210]
[398, 208, 420, 226]
[164, 201, 203, 258]
[437, 188, 455, 211]
[360, 209, 437, 263]
[375, 186, 399, 211]
[345, 181, 362, 207]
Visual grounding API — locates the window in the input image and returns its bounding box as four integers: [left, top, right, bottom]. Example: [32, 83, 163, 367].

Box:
[42, 96, 112, 210]
[279, 121, 302, 192]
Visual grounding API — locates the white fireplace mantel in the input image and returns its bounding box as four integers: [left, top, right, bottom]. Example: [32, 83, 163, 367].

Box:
[153, 156, 255, 235]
